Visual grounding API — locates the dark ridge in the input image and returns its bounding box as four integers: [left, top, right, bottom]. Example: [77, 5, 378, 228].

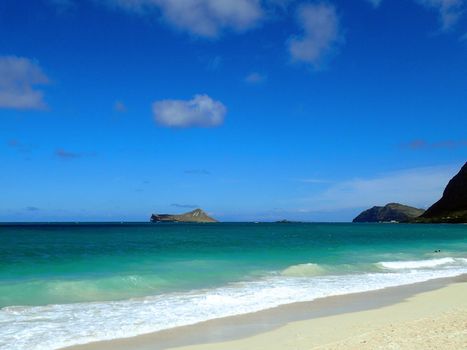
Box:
[353, 203, 425, 223]
[416, 162, 467, 223]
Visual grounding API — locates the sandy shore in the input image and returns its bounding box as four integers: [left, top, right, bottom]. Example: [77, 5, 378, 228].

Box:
[66, 275, 467, 350]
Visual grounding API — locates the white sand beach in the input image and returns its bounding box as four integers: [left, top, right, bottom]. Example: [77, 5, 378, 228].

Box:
[65, 276, 467, 350]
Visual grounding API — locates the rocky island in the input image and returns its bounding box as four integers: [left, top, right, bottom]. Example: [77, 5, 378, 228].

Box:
[353, 203, 425, 223]
[416, 162, 467, 223]
[150, 208, 217, 223]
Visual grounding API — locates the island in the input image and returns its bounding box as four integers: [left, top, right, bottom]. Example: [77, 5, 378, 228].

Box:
[353, 203, 425, 223]
[415, 162, 467, 223]
[150, 208, 217, 223]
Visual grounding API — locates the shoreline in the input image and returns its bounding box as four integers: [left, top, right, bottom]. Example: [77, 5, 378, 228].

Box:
[64, 273, 467, 350]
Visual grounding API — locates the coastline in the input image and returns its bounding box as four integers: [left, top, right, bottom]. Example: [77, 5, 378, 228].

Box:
[64, 274, 467, 350]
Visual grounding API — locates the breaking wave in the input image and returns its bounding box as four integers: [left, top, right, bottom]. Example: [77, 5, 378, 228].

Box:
[1, 258, 466, 350]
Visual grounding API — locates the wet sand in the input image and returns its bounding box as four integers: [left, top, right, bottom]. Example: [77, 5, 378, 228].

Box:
[65, 274, 467, 350]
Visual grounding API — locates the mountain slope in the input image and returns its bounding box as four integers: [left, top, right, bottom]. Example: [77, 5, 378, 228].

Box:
[417, 162, 467, 223]
[353, 203, 425, 223]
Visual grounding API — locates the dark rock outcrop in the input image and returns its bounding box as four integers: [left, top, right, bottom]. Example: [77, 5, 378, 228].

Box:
[416, 162, 467, 223]
[276, 219, 293, 223]
[353, 203, 425, 223]
[150, 208, 217, 223]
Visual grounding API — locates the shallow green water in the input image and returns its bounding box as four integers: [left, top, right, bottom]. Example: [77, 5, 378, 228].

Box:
[1, 222, 466, 307]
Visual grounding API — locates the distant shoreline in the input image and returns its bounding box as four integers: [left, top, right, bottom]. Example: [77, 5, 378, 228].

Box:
[1, 221, 466, 226]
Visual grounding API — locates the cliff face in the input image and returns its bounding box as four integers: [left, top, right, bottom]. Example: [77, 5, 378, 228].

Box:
[353, 203, 425, 223]
[150, 209, 217, 223]
[417, 162, 467, 223]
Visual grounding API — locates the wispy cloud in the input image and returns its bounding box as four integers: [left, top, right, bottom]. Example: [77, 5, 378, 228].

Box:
[365, 0, 464, 31]
[267, 0, 295, 11]
[26, 206, 40, 211]
[288, 3, 343, 68]
[365, 0, 382, 7]
[401, 139, 467, 150]
[153, 94, 226, 128]
[55, 149, 81, 159]
[7, 139, 35, 153]
[301, 164, 460, 211]
[298, 178, 333, 184]
[206, 55, 222, 71]
[171, 203, 199, 209]
[103, 0, 264, 38]
[0, 56, 50, 110]
[114, 101, 127, 112]
[48, 0, 75, 12]
[416, 0, 464, 31]
[184, 169, 211, 175]
[245, 72, 267, 84]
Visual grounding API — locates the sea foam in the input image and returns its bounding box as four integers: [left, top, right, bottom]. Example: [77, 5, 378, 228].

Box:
[1, 261, 466, 350]
[377, 257, 458, 270]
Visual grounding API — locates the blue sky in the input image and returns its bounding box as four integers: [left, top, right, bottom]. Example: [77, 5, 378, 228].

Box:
[1, 0, 466, 222]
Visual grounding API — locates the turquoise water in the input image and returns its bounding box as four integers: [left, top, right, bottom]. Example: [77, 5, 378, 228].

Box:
[1, 223, 466, 349]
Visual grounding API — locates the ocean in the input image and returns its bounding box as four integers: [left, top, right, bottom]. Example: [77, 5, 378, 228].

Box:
[0, 222, 466, 350]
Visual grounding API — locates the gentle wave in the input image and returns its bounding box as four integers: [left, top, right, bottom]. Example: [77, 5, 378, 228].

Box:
[281, 263, 327, 277]
[1, 264, 466, 350]
[280, 263, 360, 277]
[0, 274, 174, 308]
[377, 257, 461, 270]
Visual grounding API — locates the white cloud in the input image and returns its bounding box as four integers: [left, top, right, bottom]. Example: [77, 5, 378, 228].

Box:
[416, 0, 464, 31]
[0, 56, 49, 110]
[244, 72, 267, 84]
[152, 94, 226, 127]
[106, 0, 264, 37]
[301, 164, 461, 211]
[288, 3, 342, 67]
